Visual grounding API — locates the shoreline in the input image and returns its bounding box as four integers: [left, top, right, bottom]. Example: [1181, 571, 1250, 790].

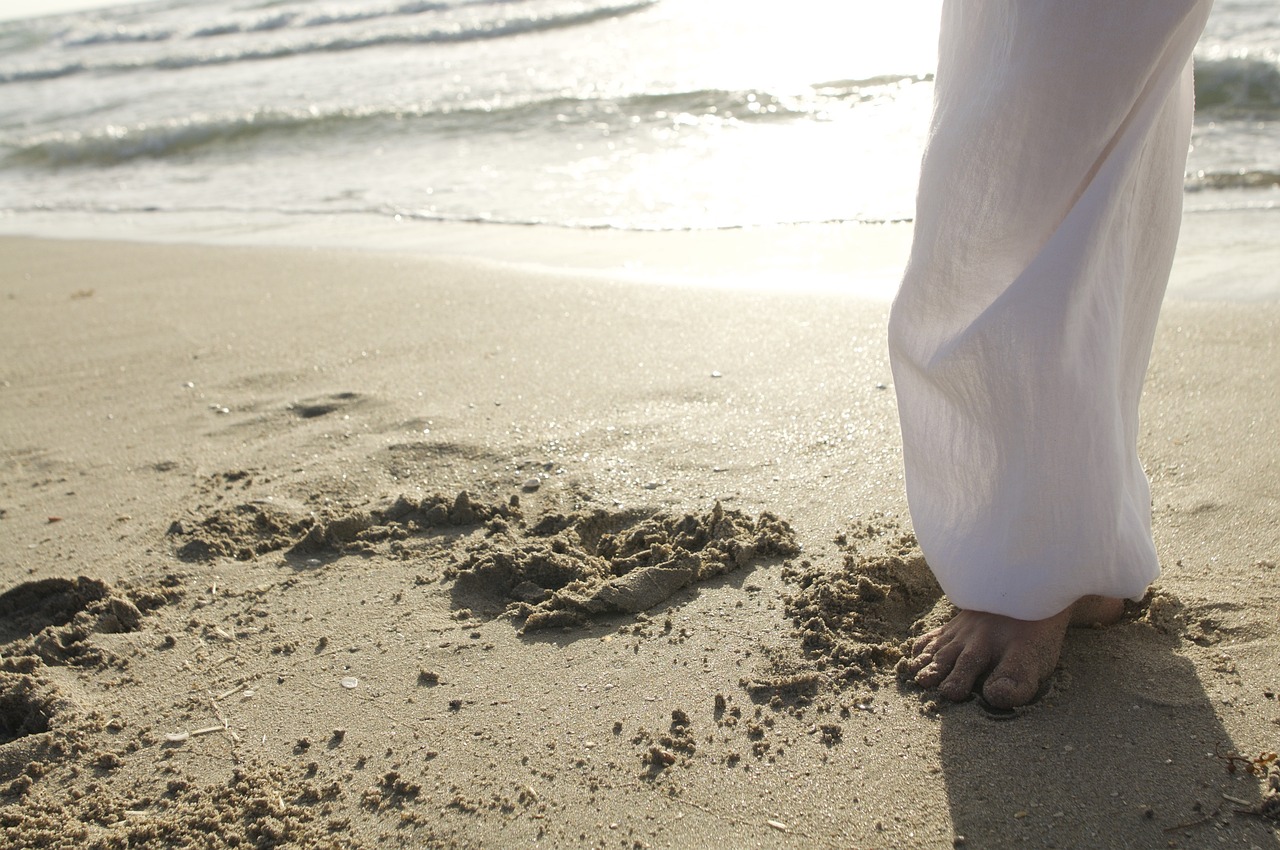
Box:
[1, 202, 1277, 301]
[1, 235, 1278, 848]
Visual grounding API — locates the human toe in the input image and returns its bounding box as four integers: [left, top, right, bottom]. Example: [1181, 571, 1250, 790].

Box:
[911, 627, 944, 656]
[981, 673, 1040, 709]
[935, 646, 991, 701]
[981, 652, 1051, 709]
[913, 640, 965, 688]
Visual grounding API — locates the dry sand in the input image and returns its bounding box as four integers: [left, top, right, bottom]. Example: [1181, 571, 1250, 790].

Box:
[1, 232, 1277, 849]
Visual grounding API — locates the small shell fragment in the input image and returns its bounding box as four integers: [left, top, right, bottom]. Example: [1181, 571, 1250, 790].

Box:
[164, 731, 190, 743]
[340, 676, 359, 689]
[767, 820, 788, 832]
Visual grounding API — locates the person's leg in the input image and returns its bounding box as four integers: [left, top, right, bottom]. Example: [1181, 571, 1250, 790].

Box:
[889, 0, 1213, 708]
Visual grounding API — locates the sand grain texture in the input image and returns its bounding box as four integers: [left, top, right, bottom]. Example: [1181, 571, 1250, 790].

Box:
[1, 236, 1278, 848]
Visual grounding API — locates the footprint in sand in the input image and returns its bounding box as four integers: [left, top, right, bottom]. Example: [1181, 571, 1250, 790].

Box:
[288, 391, 363, 419]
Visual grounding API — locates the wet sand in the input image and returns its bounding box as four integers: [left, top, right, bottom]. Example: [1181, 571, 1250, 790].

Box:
[1, 233, 1277, 848]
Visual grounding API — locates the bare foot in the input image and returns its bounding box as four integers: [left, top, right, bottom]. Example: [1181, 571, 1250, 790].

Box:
[903, 595, 1124, 709]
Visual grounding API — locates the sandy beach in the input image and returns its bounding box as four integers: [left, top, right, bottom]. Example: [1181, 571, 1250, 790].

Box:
[1, 224, 1278, 848]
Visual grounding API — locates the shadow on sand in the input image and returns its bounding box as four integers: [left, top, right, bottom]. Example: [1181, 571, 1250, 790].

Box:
[939, 622, 1279, 847]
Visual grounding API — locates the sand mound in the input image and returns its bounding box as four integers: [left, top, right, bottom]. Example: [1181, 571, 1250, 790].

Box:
[4, 760, 356, 849]
[169, 491, 797, 631]
[170, 491, 520, 562]
[0, 577, 152, 669]
[0, 573, 179, 781]
[1127, 587, 1190, 636]
[171, 503, 315, 562]
[781, 521, 944, 687]
[0, 574, 176, 787]
[292, 491, 518, 556]
[449, 501, 800, 632]
[0, 578, 113, 645]
[0, 662, 75, 784]
[1124, 587, 1260, 647]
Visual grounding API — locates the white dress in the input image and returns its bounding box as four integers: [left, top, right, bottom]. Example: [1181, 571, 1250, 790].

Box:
[888, 0, 1214, 620]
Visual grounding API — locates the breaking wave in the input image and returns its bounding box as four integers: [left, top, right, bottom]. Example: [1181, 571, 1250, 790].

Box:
[1195, 55, 1280, 117]
[2, 79, 926, 168]
[1, 1, 655, 84]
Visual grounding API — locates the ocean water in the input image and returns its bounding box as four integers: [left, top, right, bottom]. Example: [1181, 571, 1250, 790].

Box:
[0, 0, 1277, 237]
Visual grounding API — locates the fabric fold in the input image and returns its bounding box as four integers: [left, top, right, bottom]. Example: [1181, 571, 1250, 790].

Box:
[889, 0, 1214, 620]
